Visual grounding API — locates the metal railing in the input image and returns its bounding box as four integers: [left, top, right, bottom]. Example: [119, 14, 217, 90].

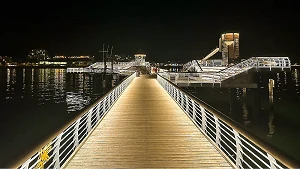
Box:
[184, 57, 291, 74]
[216, 57, 291, 82]
[159, 72, 221, 85]
[183, 60, 203, 72]
[157, 74, 299, 169]
[87, 61, 136, 69]
[67, 61, 137, 73]
[17, 72, 136, 169]
[163, 57, 291, 85]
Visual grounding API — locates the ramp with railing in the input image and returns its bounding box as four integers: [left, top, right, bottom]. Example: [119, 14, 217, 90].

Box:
[67, 61, 136, 74]
[217, 57, 291, 82]
[157, 74, 299, 169]
[163, 57, 291, 87]
[16, 73, 136, 169]
[62, 75, 234, 168]
[14, 73, 299, 169]
[16, 74, 234, 169]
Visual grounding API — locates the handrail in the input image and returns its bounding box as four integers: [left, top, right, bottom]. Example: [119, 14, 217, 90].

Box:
[216, 57, 291, 82]
[173, 57, 291, 85]
[67, 61, 137, 73]
[157, 73, 299, 169]
[16, 72, 136, 169]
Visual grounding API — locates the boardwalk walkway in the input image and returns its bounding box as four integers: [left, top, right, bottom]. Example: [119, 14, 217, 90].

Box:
[63, 75, 234, 168]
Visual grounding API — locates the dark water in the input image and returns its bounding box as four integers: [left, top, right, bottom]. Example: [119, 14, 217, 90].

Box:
[0, 68, 125, 167]
[182, 67, 300, 162]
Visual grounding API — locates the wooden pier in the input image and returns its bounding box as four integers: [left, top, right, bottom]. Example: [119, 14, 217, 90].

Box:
[63, 75, 234, 168]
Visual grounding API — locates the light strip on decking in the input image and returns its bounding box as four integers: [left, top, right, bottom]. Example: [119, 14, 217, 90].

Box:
[63, 75, 233, 168]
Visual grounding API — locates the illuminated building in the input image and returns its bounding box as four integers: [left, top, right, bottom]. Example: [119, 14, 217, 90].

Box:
[0, 56, 12, 65]
[48, 55, 94, 66]
[219, 33, 239, 66]
[28, 49, 49, 61]
[134, 49, 146, 66]
[115, 54, 134, 62]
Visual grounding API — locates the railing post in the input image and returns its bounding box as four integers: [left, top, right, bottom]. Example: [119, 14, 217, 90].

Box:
[87, 109, 92, 133]
[117, 85, 120, 97]
[214, 115, 221, 147]
[185, 95, 189, 112]
[107, 93, 111, 109]
[176, 89, 180, 103]
[170, 85, 174, 98]
[111, 91, 115, 104]
[96, 103, 101, 121]
[103, 97, 106, 113]
[166, 82, 169, 92]
[180, 92, 184, 108]
[165, 81, 168, 91]
[267, 153, 278, 169]
[201, 106, 206, 132]
[192, 100, 196, 120]
[73, 118, 80, 149]
[54, 133, 63, 169]
[233, 129, 243, 168]
[113, 88, 117, 102]
[169, 84, 172, 95]
[20, 158, 31, 169]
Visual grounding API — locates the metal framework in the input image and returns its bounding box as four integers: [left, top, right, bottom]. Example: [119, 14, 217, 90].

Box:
[66, 61, 150, 74]
[17, 73, 136, 169]
[168, 57, 291, 85]
[157, 74, 299, 169]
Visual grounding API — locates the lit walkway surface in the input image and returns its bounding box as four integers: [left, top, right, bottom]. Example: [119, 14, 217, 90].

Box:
[64, 75, 233, 168]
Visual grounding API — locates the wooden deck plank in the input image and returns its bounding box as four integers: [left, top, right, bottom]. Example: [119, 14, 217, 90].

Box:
[64, 75, 234, 168]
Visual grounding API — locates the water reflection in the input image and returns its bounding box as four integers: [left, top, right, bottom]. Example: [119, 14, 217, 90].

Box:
[267, 79, 275, 139]
[7, 68, 10, 85]
[183, 70, 300, 161]
[0, 68, 125, 166]
[276, 73, 281, 94]
[66, 92, 91, 112]
[267, 106, 275, 139]
[284, 71, 287, 84]
[6, 69, 17, 100]
[0, 68, 109, 111]
[294, 69, 299, 86]
[242, 88, 250, 126]
[292, 69, 299, 97]
[22, 69, 25, 92]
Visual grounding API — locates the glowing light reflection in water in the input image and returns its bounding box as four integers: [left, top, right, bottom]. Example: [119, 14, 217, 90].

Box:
[182, 69, 300, 162]
[0, 68, 124, 167]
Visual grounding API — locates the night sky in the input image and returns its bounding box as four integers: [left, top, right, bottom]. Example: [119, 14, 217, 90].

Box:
[0, 1, 299, 63]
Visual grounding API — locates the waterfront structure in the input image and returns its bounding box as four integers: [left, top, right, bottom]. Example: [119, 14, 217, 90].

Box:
[39, 55, 94, 67]
[0, 56, 12, 65]
[134, 49, 146, 66]
[27, 49, 49, 61]
[38, 61, 67, 66]
[219, 32, 240, 66]
[15, 73, 298, 169]
[114, 54, 135, 62]
[183, 32, 239, 70]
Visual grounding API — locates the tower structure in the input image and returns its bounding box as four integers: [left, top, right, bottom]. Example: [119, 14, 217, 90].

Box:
[219, 33, 239, 66]
[134, 49, 146, 66]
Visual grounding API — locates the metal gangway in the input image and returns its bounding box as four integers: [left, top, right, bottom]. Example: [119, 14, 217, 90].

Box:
[183, 47, 220, 72]
[87, 61, 136, 70]
[162, 57, 291, 86]
[15, 73, 299, 169]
